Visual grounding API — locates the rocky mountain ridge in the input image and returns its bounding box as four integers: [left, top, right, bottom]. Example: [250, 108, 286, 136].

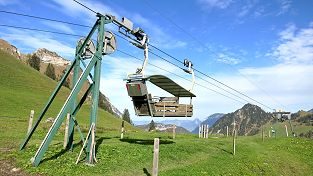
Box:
[34, 48, 70, 66]
[210, 103, 272, 136]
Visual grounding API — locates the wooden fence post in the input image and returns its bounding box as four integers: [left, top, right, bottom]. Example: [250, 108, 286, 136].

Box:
[285, 124, 288, 137]
[27, 110, 35, 134]
[226, 126, 229, 137]
[172, 124, 176, 139]
[63, 113, 70, 148]
[152, 138, 159, 176]
[199, 124, 201, 138]
[202, 125, 205, 138]
[262, 125, 264, 142]
[121, 121, 125, 139]
[206, 125, 209, 138]
[233, 129, 236, 156]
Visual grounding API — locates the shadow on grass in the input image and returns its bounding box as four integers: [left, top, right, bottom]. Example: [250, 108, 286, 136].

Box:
[95, 137, 111, 153]
[143, 168, 151, 176]
[119, 138, 175, 145]
[41, 136, 111, 164]
[216, 146, 232, 155]
[41, 141, 82, 163]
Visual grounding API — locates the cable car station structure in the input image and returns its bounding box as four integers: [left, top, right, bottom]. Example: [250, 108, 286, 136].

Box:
[19, 11, 196, 166]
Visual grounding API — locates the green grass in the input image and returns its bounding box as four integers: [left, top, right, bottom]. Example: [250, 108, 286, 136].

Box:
[0, 50, 133, 127]
[1, 50, 313, 175]
[262, 120, 313, 138]
[4, 133, 313, 176]
[0, 50, 136, 149]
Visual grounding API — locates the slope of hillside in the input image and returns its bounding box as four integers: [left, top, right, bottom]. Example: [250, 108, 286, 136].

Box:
[210, 104, 272, 136]
[32, 48, 122, 117]
[0, 50, 136, 148]
[192, 113, 224, 134]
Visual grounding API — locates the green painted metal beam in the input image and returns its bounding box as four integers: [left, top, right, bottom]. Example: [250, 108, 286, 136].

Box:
[19, 59, 76, 150]
[67, 48, 80, 150]
[20, 19, 100, 151]
[70, 83, 95, 144]
[31, 56, 98, 166]
[85, 16, 106, 164]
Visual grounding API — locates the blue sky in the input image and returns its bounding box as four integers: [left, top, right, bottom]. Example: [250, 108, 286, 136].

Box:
[0, 0, 312, 121]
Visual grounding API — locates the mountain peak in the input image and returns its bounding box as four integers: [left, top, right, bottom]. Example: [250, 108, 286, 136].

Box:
[210, 104, 272, 136]
[241, 103, 260, 110]
[34, 48, 70, 66]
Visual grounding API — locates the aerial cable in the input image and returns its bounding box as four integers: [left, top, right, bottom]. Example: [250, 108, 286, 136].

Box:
[73, 0, 97, 14]
[0, 23, 256, 107]
[142, 0, 277, 110]
[0, 10, 91, 28]
[0, 23, 246, 105]
[117, 49, 246, 105]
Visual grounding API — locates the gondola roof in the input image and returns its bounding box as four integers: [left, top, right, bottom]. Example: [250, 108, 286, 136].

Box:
[145, 75, 196, 97]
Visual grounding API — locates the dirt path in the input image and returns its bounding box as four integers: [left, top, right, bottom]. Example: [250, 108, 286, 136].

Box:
[0, 159, 29, 176]
[0, 147, 41, 176]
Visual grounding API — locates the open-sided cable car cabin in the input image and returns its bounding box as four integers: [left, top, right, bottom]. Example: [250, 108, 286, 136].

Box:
[126, 75, 196, 117]
[118, 17, 196, 117]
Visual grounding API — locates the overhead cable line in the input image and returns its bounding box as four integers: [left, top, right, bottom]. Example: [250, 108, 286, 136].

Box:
[73, 0, 97, 14]
[0, 10, 91, 28]
[0, 22, 246, 105]
[0, 9, 263, 107]
[142, 0, 277, 110]
[0, 24, 83, 37]
[116, 49, 246, 105]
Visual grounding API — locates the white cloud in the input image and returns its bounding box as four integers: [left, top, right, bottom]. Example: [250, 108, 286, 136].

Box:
[271, 23, 313, 64]
[237, 0, 256, 18]
[0, 29, 75, 57]
[238, 64, 313, 109]
[199, 0, 233, 9]
[41, 21, 74, 34]
[277, 0, 292, 16]
[123, 13, 187, 50]
[217, 53, 241, 65]
[50, 0, 186, 50]
[50, 0, 120, 27]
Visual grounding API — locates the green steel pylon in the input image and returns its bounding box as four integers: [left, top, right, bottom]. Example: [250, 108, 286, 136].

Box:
[20, 14, 113, 166]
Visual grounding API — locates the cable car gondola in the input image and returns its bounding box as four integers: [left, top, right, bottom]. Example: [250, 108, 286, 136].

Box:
[124, 31, 196, 117]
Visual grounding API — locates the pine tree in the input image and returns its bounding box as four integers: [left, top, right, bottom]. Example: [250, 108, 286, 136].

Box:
[149, 120, 156, 131]
[27, 54, 40, 71]
[60, 69, 70, 88]
[122, 109, 131, 124]
[45, 63, 56, 80]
